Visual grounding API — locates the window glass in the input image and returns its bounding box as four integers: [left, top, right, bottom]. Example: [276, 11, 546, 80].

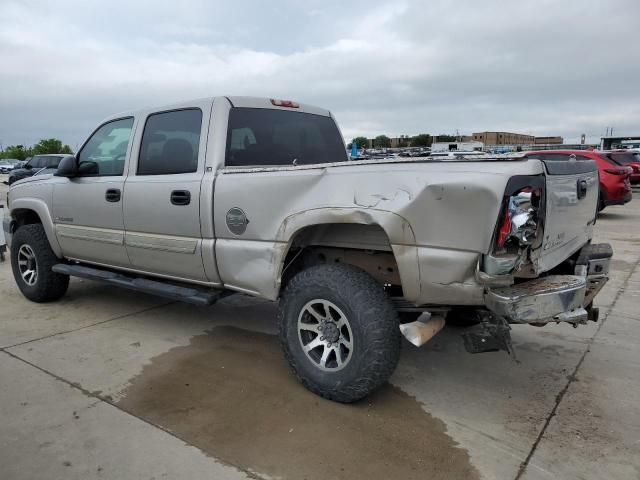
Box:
[138, 109, 202, 175]
[605, 152, 638, 165]
[540, 154, 570, 161]
[44, 156, 62, 168]
[77, 117, 134, 176]
[225, 108, 347, 166]
[29, 156, 45, 168]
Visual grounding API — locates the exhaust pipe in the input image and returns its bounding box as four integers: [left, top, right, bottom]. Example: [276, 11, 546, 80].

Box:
[400, 314, 445, 347]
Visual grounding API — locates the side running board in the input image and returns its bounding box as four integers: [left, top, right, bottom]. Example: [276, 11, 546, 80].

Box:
[52, 264, 226, 306]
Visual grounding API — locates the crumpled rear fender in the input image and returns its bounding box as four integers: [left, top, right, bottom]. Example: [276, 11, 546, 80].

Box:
[275, 207, 421, 301]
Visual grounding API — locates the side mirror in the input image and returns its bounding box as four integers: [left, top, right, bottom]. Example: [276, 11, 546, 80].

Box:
[24, 163, 33, 170]
[55, 156, 78, 178]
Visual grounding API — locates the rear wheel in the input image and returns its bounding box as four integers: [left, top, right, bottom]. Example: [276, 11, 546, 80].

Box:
[10, 224, 69, 302]
[279, 264, 401, 403]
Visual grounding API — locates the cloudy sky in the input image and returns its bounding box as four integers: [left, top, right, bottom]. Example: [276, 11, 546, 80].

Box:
[1, 0, 639, 149]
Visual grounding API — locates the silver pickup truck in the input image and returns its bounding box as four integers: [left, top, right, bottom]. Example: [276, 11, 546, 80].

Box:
[3, 96, 612, 402]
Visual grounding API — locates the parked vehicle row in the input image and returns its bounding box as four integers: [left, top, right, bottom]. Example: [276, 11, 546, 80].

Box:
[6, 154, 66, 185]
[0, 159, 21, 174]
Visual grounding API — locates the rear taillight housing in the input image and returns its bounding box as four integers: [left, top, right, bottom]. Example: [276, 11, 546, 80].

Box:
[495, 180, 543, 251]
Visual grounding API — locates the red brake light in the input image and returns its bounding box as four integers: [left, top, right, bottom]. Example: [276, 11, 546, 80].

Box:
[497, 207, 512, 248]
[270, 99, 299, 108]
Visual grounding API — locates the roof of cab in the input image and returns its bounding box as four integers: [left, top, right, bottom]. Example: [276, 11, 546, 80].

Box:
[225, 96, 331, 117]
[105, 96, 332, 122]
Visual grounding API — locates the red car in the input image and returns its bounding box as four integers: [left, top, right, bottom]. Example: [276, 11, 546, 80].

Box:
[523, 150, 632, 211]
[602, 150, 640, 184]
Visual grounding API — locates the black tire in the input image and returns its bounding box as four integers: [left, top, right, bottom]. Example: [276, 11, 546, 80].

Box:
[598, 190, 606, 212]
[10, 224, 69, 302]
[279, 264, 401, 403]
[446, 307, 483, 327]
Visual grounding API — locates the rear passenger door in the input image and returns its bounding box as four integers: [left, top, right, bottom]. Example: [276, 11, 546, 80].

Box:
[123, 103, 210, 282]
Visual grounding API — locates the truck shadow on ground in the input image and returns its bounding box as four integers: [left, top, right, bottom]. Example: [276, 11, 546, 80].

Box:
[116, 325, 479, 480]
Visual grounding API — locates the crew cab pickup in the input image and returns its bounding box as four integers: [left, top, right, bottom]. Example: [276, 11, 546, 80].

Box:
[3, 96, 612, 402]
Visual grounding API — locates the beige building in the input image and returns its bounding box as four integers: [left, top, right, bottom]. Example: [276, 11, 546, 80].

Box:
[534, 136, 563, 145]
[472, 131, 563, 146]
[472, 131, 535, 145]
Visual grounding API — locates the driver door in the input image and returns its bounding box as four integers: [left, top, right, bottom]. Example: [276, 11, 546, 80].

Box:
[52, 117, 135, 267]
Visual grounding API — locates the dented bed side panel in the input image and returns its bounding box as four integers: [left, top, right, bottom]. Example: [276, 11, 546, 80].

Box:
[213, 159, 545, 303]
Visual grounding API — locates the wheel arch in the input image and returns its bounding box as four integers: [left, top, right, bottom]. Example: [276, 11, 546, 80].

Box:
[274, 208, 421, 300]
[10, 198, 63, 258]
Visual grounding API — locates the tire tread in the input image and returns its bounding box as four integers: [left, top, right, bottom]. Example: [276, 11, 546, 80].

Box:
[279, 264, 400, 403]
[11, 224, 69, 302]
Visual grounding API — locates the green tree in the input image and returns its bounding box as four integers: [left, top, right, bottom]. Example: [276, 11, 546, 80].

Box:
[1, 145, 31, 160]
[435, 134, 457, 142]
[32, 138, 73, 155]
[352, 136, 369, 149]
[410, 134, 432, 147]
[374, 135, 391, 148]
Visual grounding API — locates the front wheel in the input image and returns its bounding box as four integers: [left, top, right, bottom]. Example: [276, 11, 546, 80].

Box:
[279, 264, 401, 403]
[10, 224, 69, 302]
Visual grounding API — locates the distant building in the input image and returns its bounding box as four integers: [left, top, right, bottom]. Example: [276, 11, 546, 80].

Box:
[472, 132, 564, 146]
[534, 136, 563, 145]
[472, 131, 535, 145]
[600, 135, 640, 150]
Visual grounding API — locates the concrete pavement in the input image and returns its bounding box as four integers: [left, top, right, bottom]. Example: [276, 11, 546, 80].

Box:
[1, 176, 639, 479]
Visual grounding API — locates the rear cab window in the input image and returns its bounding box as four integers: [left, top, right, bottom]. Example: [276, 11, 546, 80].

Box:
[225, 108, 347, 167]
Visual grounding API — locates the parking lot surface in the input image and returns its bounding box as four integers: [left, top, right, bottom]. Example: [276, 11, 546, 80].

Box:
[1, 177, 640, 479]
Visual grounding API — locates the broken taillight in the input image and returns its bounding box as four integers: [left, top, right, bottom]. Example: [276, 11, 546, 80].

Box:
[497, 207, 512, 248]
[495, 185, 541, 250]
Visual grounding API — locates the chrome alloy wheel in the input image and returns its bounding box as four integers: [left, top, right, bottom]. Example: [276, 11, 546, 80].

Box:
[297, 299, 353, 371]
[17, 244, 38, 286]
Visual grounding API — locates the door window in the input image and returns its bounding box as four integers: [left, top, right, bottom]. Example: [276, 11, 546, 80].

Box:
[29, 156, 45, 168]
[77, 117, 134, 176]
[137, 109, 202, 175]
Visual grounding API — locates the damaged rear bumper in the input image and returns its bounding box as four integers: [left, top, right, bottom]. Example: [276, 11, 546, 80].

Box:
[484, 243, 612, 325]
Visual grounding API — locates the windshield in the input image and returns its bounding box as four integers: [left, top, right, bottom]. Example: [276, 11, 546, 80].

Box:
[29, 155, 63, 168]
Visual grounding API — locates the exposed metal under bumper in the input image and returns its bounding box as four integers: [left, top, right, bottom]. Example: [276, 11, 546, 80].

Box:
[485, 275, 586, 324]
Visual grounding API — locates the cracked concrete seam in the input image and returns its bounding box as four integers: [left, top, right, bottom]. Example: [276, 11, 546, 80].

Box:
[0, 349, 267, 480]
[0, 301, 176, 351]
[513, 252, 640, 480]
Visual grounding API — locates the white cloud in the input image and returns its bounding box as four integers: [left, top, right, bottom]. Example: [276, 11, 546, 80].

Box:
[0, 0, 639, 148]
